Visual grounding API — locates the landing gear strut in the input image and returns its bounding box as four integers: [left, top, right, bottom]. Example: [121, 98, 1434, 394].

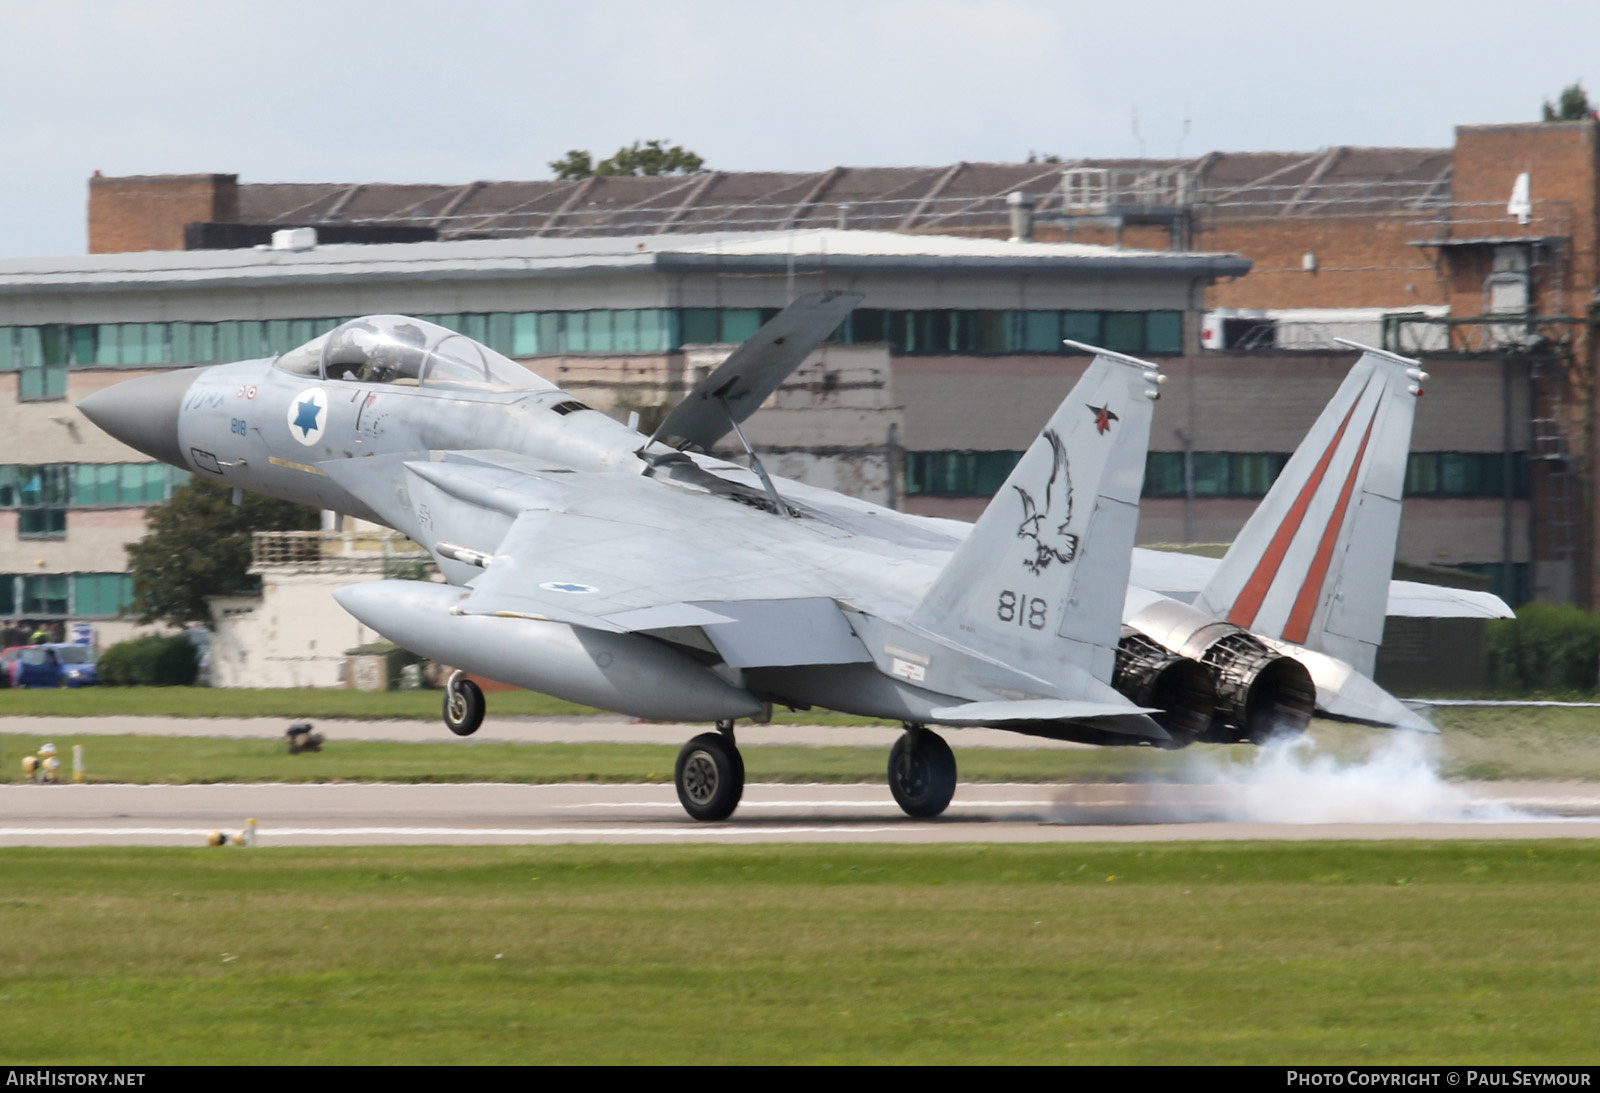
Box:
[443, 670, 485, 737]
[888, 725, 956, 818]
[675, 721, 745, 821]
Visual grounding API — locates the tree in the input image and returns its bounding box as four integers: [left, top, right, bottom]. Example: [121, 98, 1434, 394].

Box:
[549, 140, 706, 180]
[1542, 82, 1594, 121]
[125, 478, 320, 627]
[549, 149, 594, 181]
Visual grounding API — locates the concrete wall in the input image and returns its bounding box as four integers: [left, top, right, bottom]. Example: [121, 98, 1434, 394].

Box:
[209, 572, 380, 688]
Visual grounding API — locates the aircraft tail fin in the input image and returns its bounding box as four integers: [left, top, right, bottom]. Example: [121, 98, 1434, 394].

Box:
[1194, 340, 1429, 676]
[909, 344, 1163, 686]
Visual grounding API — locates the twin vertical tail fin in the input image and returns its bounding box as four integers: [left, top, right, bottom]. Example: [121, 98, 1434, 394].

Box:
[910, 344, 1164, 688]
[1194, 340, 1428, 677]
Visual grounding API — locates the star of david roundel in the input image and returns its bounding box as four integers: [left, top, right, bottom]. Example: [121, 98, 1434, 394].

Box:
[288, 388, 328, 447]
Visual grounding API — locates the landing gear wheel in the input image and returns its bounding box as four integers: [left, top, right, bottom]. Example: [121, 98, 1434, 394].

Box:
[888, 728, 957, 818]
[675, 731, 745, 821]
[443, 674, 485, 737]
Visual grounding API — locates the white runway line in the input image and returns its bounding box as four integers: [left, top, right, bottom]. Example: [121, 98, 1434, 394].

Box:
[0, 825, 910, 838]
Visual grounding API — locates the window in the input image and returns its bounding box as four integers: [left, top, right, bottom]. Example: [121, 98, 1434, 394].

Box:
[19, 325, 68, 401]
[0, 572, 133, 619]
[2, 462, 183, 521]
[1140, 453, 1290, 499]
[1142, 452, 1186, 497]
[21, 574, 69, 615]
[1021, 311, 1061, 353]
[1405, 452, 1527, 497]
[3, 306, 1194, 371]
[73, 573, 133, 617]
[904, 451, 1023, 496]
[1146, 311, 1184, 354]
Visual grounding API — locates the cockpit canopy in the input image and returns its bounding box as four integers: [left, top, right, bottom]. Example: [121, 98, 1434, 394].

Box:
[274, 315, 556, 394]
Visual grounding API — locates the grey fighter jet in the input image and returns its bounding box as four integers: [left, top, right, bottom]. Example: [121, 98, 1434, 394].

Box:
[80, 296, 1509, 820]
[81, 293, 1174, 821]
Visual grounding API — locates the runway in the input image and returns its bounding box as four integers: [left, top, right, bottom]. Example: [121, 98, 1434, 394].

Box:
[3, 780, 1598, 846]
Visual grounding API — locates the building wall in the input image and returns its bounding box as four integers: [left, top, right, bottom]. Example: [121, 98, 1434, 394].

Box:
[895, 350, 1533, 585]
[1201, 216, 1443, 310]
[209, 572, 380, 688]
[88, 174, 238, 255]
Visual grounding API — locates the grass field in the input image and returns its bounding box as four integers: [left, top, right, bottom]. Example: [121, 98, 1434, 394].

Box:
[3, 707, 1598, 784]
[0, 842, 1594, 1065]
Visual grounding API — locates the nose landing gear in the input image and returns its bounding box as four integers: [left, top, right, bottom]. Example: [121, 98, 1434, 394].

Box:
[443, 670, 485, 737]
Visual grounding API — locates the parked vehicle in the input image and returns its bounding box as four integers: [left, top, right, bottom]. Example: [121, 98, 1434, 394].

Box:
[1, 646, 32, 688]
[11, 644, 99, 688]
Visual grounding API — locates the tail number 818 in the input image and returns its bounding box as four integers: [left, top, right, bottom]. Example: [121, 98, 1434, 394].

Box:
[997, 590, 1047, 630]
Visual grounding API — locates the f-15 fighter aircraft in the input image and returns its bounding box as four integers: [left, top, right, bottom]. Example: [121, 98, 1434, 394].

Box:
[79, 294, 1507, 820]
[79, 294, 1175, 819]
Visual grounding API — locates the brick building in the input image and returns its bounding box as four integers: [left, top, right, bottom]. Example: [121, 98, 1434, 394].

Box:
[9, 119, 1593, 664]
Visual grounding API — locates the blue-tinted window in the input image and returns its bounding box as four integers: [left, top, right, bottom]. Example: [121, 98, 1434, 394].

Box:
[511, 313, 540, 356]
[1146, 311, 1183, 354]
[1062, 312, 1100, 350]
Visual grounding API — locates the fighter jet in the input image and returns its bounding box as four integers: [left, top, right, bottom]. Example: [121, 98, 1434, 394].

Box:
[81, 294, 1175, 820]
[79, 297, 1509, 820]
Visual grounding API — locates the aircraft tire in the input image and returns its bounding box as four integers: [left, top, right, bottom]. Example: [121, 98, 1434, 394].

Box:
[675, 732, 744, 821]
[888, 729, 956, 819]
[443, 678, 485, 736]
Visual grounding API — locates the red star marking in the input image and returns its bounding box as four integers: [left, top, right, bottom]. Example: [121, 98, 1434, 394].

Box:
[1087, 404, 1119, 434]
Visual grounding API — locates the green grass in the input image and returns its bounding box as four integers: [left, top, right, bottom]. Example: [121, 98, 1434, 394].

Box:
[5, 706, 1599, 784]
[0, 732, 1173, 785]
[0, 843, 1594, 1064]
[0, 686, 600, 720]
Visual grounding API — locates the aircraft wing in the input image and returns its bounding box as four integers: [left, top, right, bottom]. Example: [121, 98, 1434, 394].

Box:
[1129, 547, 1513, 619]
[335, 452, 889, 668]
[652, 289, 862, 450]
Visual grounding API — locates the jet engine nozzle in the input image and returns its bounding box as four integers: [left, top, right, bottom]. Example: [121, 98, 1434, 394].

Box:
[1112, 628, 1216, 747]
[1125, 597, 1315, 744]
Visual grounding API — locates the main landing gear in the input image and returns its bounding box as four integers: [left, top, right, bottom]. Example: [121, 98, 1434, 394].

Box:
[888, 725, 957, 818]
[671, 721, 959, 822]
[443, 670, 485, 736]
[675, 722, 745, 821]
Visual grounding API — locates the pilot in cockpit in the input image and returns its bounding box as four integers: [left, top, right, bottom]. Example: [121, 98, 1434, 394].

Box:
[360, 322, 428, 384]
[324, 319, 429, 385]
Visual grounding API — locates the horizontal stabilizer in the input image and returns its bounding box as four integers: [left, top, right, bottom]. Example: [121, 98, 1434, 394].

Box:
[1257, 638, 1438, 733]
[1385, 580, 1513, 619]
[653, 290, 862, 450]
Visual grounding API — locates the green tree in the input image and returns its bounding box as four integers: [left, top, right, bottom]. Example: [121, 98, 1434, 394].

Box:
[1542, 82, 1594, 121]
[549, 140, 706, 180]
[125, 478, 320, 627]
[549, 149, 595, 180]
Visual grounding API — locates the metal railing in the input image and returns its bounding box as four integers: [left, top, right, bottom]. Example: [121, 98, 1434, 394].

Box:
[1406, 200, 1573, 245]
[251, 530, 433, 576]
[1380, 314, 1582, 358]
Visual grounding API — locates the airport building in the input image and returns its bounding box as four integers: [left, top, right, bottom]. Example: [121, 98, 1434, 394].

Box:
[7, 116, 1593, 678]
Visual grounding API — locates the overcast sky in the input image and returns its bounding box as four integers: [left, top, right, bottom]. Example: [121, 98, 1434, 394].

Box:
[2, 0, 1595, 258]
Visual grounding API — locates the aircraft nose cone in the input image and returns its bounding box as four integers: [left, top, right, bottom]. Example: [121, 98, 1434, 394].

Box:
[77, 366, 208, 468]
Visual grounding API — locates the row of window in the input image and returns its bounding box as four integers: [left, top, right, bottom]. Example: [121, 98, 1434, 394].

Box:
[1, 463, 189, 539]
[904, 450, 1531, 500]
[4, 307, 1186, 397]
[1450, 562, 1530, 609]
[0, 573, 133, 618]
